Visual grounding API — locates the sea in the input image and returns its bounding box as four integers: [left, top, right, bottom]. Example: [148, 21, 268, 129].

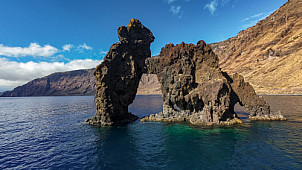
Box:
[0, 95, 301, 169]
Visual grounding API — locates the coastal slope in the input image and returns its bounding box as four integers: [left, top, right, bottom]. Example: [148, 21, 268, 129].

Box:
[0, 69, 161, 97]
[1, 69, 96, 96]
[210, 0, 302, 94]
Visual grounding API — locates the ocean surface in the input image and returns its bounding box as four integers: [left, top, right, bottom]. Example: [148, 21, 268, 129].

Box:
[0, 95, 301, 169]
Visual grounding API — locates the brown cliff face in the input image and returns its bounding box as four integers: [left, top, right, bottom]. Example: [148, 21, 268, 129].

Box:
[87, 19, 155, 126]
[0, 69, 96, 97]
[210, 0, 302, 94]
[142, 41, 285, 125]
[137, 74, 161, 95]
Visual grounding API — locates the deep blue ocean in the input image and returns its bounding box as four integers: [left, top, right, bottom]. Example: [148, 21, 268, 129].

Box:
[0, 95, 301, 169]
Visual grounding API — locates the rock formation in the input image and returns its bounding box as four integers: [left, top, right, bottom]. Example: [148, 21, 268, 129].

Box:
[141, 41, 285, 125]
[87, 19, 285, 126]
[86, 19, 155, 126]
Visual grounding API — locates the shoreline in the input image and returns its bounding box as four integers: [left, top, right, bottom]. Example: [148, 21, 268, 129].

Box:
[258, 94, 302, 96]
[1, 93, 302, 97]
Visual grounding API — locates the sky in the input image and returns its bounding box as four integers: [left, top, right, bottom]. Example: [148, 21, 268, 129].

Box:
[0, 0, 287, 91]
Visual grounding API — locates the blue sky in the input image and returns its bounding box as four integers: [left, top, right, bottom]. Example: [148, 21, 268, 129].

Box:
[0, 0, 287, 91]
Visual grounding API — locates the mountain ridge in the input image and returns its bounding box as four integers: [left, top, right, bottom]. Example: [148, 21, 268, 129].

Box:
[210, 0, 302, 94]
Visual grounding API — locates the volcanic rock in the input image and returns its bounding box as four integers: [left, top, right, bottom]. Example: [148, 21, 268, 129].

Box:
[142, 41, 285, 125]
[86, 19, 155, 126]
[87, 19, 285, 126]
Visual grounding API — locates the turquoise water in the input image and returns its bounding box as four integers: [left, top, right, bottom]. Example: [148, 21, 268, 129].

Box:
[0, 95, 301, 169]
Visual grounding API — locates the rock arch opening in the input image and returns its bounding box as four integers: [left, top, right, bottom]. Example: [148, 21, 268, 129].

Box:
[136, 74, 161, 96]
[234, 102, 249, 119]
[128, 73, 163, 118]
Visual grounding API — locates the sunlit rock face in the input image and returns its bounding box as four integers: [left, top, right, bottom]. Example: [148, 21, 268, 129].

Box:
[86, 19, 154, 126]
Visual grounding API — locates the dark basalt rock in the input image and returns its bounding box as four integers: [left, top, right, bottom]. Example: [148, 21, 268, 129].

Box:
[141, 41, 285, 125]
[88, 19, 285, 126]
[86, 19, 154, 126]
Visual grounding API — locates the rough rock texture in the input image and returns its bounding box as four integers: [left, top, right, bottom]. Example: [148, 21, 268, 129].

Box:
[86, 19, 155, 126]
[87, 19, 284, 126]
[141, 41, 285, 125]
[210, 0, 302, 94]
[0, 70, 160, 97]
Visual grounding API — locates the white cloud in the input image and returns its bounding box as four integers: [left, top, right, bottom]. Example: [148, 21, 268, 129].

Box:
[0, 79, 27, 92]
[63, 43, 94, 52]
[170, 5, 182, 15]
[204, 0, 218, 15]
[62, 44, 74, 51]
[0, 58, 102, 91]
[241, 11, 273, 30]
[77, 43, 93, 50]
[251, 13, 264, 18]
[49, 54, 71, 62]
[242, 13, 264, 22]
[241, 20, 259, 29]
[100, 50, 107, 55]
[242, 18, 249, 22]
[0, 43, 58, 57]
[164, 0, 183, 18]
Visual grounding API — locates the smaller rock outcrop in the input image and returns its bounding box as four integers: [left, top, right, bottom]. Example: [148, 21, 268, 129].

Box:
[229, 73, 286, 121]
[86, 19, 155, 126]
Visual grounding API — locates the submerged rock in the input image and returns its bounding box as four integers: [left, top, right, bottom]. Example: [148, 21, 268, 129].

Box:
[86, 19, 154, 126]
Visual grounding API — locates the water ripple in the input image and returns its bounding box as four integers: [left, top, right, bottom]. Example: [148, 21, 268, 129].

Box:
[0, 95, 301, 169]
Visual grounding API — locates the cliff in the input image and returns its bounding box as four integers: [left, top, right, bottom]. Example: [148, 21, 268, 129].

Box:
[210, 0, 302, 94]
[0, 69, 96, 97]
[0, 69, 160, 97]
